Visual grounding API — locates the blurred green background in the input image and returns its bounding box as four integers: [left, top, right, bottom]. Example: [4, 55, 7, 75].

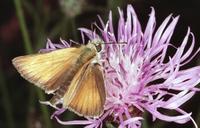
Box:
[0, 0, 200, 128]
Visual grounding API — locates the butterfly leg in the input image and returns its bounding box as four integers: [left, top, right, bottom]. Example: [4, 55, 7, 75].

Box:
[39, 100, 59, 110]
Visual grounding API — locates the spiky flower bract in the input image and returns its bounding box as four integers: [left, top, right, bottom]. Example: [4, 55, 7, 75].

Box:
[42, 4, 200, 128]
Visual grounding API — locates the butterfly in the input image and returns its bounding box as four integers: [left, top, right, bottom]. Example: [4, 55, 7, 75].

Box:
[12, 39, 106, 117]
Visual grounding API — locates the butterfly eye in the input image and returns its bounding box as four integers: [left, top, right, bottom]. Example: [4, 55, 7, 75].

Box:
[95, 43, 102, 52]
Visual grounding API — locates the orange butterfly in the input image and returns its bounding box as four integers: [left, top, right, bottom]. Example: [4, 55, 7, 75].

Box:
[12, 39, 106, 117]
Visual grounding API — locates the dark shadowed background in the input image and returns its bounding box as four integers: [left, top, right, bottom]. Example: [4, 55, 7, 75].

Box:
[0, 0, 200, 128]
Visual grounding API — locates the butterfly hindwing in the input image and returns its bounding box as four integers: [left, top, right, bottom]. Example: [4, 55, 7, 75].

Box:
[63, 61, 106, 117]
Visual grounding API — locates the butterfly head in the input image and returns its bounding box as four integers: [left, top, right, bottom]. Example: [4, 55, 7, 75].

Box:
[89, 39, 105, 52]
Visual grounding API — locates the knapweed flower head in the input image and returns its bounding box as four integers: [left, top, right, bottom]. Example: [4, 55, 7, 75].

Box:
[42, 4, 200, 128]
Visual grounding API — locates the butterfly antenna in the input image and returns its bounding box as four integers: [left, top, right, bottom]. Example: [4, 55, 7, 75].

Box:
[104, 41, 127, 44]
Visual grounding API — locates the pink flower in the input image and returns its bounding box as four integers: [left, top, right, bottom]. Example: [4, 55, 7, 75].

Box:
[42, 4, 200, 128]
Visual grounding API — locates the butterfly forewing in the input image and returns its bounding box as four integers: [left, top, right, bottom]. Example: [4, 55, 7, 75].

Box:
[12, 47, 85, 93]
[63, 61, 106, 117]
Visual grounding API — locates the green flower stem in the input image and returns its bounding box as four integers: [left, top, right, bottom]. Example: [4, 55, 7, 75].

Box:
[14, 0, 36, 120]
[13, 0, 52, 128]
[70, 18, 78, 41]
[0, 68, 15, 128]
[36, 89, 52, 128]
[14, 0, 32, 54]
[142, 112, 148, 128]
